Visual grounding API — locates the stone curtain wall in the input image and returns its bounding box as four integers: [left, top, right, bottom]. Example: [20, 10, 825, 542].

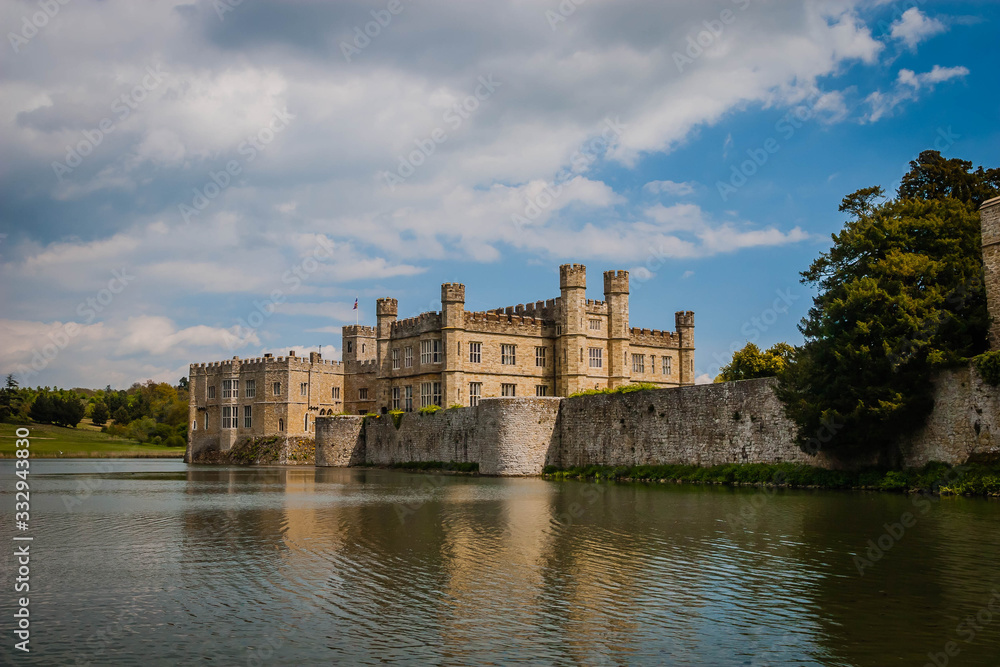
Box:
[553, 379, 828, 469]
[312, 365, 998, 475]
[315, 416, 365, 467]
[902, 365, 999, 467]
[981, 197, 1000, 350]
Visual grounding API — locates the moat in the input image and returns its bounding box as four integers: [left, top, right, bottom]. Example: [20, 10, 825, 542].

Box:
[3, 459, 1000, 665]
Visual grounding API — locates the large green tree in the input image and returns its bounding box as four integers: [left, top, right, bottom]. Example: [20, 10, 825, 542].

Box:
[777, 153, 997, 456]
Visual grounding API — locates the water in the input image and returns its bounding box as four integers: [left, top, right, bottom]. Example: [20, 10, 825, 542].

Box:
[2, 460, 999, 666]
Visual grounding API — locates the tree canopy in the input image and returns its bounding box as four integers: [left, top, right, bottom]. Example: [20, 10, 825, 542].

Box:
[777, 152, 997, 456]
[716, 343, 794, 382]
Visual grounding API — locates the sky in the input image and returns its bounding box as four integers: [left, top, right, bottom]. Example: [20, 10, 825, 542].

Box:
[1, 0, 998, 389]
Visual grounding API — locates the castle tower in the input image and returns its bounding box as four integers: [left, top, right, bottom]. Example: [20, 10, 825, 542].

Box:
[341, 325, 376, 364]
[557, 264, 587, 396]
[375, 298, 398, 408]
[441, 283, 466, 407]
[675, 311, 695, 386]
[604, 270, 630, 389]
[982, 197, 1000, 350]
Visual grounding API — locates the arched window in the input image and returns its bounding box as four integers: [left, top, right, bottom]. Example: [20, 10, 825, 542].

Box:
[319, 409, 326, 416]
[362, 343, 366, 353]
[278, 418, 284, 432]
[304, 414, 309, 431]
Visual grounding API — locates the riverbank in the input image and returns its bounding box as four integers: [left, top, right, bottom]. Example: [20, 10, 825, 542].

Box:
[0, 423, 186, 458]
[542, 462, 1000, 496]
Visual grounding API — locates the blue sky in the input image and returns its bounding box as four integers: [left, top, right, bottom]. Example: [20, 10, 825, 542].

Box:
[1, 0, 998, 388]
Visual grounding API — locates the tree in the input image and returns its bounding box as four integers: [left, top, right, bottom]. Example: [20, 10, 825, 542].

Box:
[777, 155, 997, 456]
[178, 376, 189, 390]
[29, 392, 54, 424]
[898, 150, 1000, 208]
[0, 374, 20, 422]
[716, 343, 794, 382]
[91, 401, 110, 426]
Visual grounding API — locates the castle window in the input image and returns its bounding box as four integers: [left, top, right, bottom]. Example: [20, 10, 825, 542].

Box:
[362, 344, 366, 354]
[501, 344, 516, 365]
[392, 349, 400, 370]
[420, 339, 441, 364]
[243, 405, 252, 428]
[589, 348, 603, 368]
[556, 325, 562, 336]
[222, 406, 235, 429]
[332, 386, 340, 399]
[404, 346, 413, 368]
[359, 388, 369, 400]
[300, 382, 308, 396]
[469, 382, 482, 407]
[204, 413, 209, 430]
[222, 379, 239, 398]
[278, 418, 284, 432]
[632, 354, 645, 373]
[420, 382, 441, 408]
[320, 409, 326, 416]
[469, 342, 482, 364]
[535, 385, 548, 396]
[501, 383, 516, 397]
[245, 379, 256, 398]
[273, 382, 281, 396]
[207, 385, 216, 399]
[304, 413, 309, 431]
[192, 420, 197, 431]
[392, 387, 401, 410]
[404, 386, 413, 412]
[663, 357, 672, 375]
[589, 319, 601, 330]
[535, 347, 546, 367]
[347, 341, 353, 353]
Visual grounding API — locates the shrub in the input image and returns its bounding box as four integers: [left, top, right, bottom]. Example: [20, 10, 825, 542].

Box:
[569, 382, 658, 398]
[974, 351, 1000, 386]
[388, 409, 405, 429]
[418, 405, 442, 415]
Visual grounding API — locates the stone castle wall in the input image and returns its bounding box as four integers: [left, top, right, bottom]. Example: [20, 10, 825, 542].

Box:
[314, 365, 999, 475]
[981, 197, 1000, 350]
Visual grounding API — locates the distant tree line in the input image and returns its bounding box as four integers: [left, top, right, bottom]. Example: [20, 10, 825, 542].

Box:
[1, 374, 190, 447]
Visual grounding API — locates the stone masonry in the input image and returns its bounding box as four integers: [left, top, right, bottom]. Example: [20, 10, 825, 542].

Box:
[982, 196, 1000, 350]
[315, 365, 999, 475]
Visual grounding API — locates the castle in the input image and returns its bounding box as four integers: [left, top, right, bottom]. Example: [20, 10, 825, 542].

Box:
[188, 264, 694, 452]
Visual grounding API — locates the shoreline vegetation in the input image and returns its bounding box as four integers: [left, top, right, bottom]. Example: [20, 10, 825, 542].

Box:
[542, 462, 1000, 496]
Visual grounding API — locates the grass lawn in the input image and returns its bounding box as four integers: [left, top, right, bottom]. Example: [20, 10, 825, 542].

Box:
[0, 422, 186, 458]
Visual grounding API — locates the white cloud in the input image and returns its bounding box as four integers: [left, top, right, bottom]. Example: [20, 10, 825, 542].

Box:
[890, 8, 947, 50]
[643, 180, 697, 197]
[864, 65, 969, 123]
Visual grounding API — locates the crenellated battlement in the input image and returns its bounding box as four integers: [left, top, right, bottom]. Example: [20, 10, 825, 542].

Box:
[343, 324, 376, 336]
[629, 327, 680, 347]
[441, 283, 466, 303]
[389, 311, 442, 338]
[560, 263, 587, 290]
[603, 269, 629, 294]
[189, 355, 345, 372]
[376, 298, 398, 317]
[464, 310, 550, 335]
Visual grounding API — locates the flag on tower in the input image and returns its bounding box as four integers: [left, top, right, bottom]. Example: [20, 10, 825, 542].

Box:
[353, 298, 358, 310]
